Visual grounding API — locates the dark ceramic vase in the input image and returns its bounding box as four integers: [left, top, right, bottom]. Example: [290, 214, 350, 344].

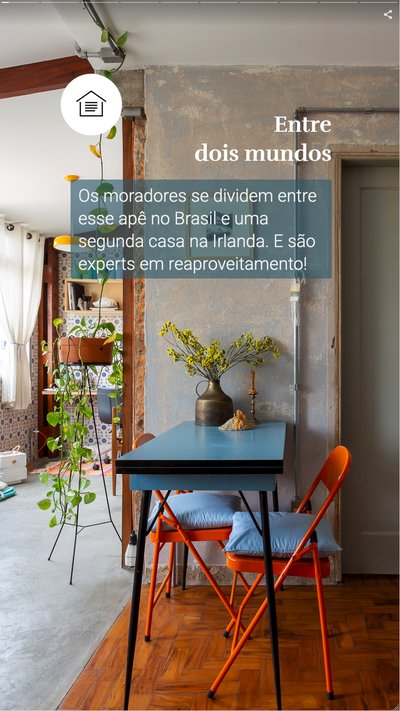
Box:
[195, 380, 234, 426]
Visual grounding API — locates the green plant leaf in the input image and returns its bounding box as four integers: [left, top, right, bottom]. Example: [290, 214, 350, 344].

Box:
[49, 516, 58, 528]
[101, 69, 113, 81]
[96, 182, 114, 196]
[67, 325, 80, 334]
[98, 224, 117, 234]
[84, 492, 96, 505]
[53, 317, 64, 328]
[89, 207, 108, 217]
[46, 411, 60, 427]
[101, 27, 109, 42]
[101, 322, 115, 333]
[39, 472, 49, 484]
[46, 437, 59, 453]
[106, 125, 117, 140]
[37, 498, 51, 510]
[117, 31, 128, 46]
[81, 405, 92, 419]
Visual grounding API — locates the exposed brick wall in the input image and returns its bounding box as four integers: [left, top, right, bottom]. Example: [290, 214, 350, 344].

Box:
[133, 119, 146, 437]
[133, 119, 146, 531]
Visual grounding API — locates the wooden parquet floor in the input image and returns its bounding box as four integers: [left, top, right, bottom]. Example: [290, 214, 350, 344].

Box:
[59, 575, 398, 711]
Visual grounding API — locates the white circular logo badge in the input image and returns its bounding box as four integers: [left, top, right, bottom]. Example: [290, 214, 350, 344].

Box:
[60, 74, 122, 136]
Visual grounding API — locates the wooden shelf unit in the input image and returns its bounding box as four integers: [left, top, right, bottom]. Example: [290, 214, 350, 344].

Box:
[64, 278, 123, 314]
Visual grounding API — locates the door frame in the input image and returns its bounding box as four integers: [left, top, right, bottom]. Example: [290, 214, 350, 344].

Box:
[328, 146, 399, 579]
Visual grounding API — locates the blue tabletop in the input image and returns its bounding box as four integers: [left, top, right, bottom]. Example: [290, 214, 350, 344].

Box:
[116, 421, 286, 491]
[118, 418, 285, 465]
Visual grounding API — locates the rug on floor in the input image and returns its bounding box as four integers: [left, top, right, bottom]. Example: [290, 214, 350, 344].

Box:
[30, 459, 112, 476]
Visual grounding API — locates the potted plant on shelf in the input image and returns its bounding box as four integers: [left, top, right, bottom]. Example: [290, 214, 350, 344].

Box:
[59, 277, 117, 366]
[160, 322, 280, 426]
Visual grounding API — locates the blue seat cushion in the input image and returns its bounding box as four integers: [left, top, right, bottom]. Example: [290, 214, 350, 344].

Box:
[149, 492, 241, 531]
[224, 511, 341, 557]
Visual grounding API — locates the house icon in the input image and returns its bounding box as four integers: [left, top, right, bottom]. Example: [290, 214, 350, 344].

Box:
[76, 91, 106, 117]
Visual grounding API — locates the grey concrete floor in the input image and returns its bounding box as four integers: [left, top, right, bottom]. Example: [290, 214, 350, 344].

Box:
[0, 473, 132, 711]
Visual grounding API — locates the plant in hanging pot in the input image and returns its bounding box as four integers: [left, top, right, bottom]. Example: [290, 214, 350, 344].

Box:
[37, 291, 123, 528]
[160, 322, 280, 426]
[37, 333, 97, 527]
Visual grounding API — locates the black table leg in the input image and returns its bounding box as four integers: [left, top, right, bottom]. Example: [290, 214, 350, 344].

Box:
[259, 490, 282, 710]
[181, 543, 189, 590]
[123, 489, 152, 710]
[272, 484, 279, 512]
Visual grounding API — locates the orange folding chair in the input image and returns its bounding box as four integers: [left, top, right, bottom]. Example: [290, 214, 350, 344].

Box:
[133, 433, 250, 643]
[207, 445, 352, 701]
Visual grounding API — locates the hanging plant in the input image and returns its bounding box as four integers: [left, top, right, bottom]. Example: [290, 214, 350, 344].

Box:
[37, 9, 127, 526]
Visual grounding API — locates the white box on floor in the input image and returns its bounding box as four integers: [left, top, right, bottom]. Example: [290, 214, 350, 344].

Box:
[0, 450, 27, 484]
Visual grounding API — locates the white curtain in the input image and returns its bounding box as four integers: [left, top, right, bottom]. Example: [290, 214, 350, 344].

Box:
[0, 216, 45, 409]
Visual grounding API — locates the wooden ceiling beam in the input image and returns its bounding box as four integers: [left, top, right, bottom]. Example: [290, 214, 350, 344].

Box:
[0, 55, 93, 99]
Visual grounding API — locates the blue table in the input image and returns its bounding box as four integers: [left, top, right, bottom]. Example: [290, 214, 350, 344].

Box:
[117, 420, 286, 709]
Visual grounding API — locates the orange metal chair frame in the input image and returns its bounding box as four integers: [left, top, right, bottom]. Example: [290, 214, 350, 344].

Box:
[207, 445, 352, 701]
[145, 490, 250, 642]
[132, 433, 249, 644]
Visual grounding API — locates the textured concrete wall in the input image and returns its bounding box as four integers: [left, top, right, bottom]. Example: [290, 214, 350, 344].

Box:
[119, 66, 398, 575]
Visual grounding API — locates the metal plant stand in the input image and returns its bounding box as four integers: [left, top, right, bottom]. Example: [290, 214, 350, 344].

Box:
[48, 366, 121, 584]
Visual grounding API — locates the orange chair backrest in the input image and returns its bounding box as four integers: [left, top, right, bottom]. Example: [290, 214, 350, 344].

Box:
[320, 446, 352, 494]
[134, 432, 156, 449]
[294, 446, 352, 555]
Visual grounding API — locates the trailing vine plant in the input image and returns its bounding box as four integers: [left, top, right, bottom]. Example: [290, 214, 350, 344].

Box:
[38, 322, 97, 526]
[37, 14, 127, 526]
[38, 282, 123, 527]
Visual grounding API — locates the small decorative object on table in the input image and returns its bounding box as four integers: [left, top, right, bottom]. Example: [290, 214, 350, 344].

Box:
[248, 368, 259, 425]
[219, 409, 255, 431]
[160, 322, 280, 426]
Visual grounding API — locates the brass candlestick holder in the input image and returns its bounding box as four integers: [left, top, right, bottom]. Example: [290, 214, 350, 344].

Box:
[248, 387, 260, 425]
